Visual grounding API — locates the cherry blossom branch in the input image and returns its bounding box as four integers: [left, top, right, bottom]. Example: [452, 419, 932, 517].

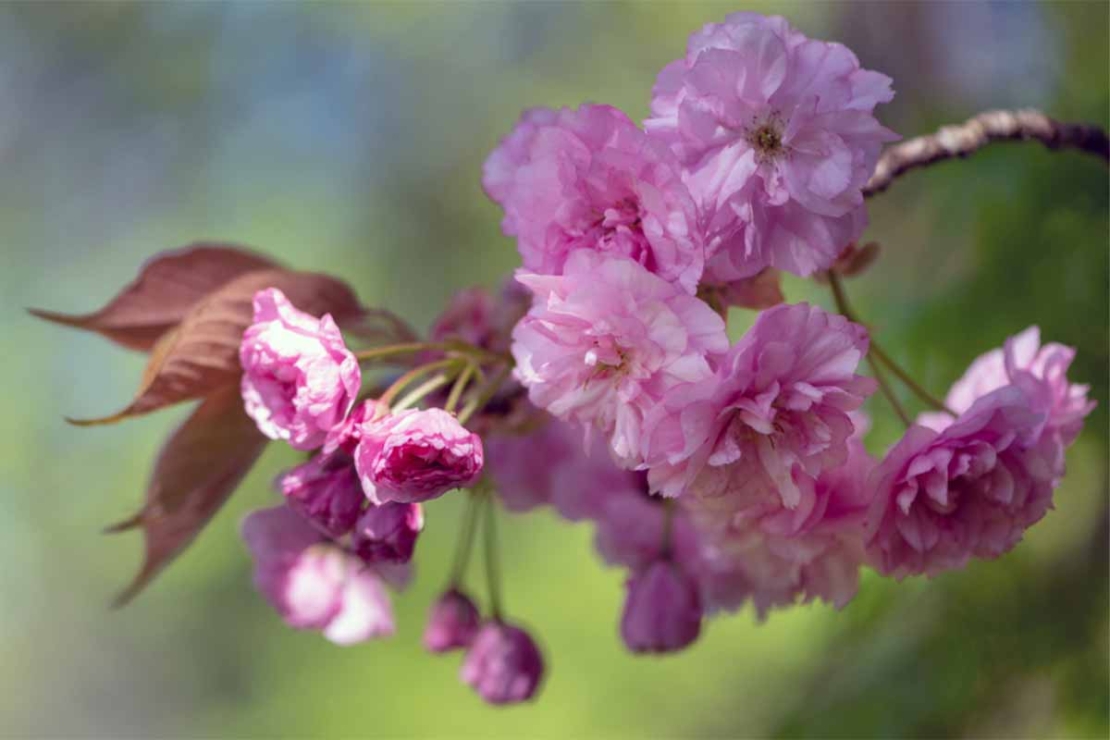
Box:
[864, 109, 1110, 197]
[449, 491, 481, 588]
[482, 490, 505, 621]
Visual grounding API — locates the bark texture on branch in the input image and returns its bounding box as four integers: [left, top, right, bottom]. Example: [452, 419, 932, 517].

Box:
[864, 109, 1110, 197]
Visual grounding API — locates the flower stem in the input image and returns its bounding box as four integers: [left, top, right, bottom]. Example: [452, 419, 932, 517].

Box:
[458, 364, 513, 425]
[868, 342, 956, 416]
[392, 372, 454, 412]
[377, 358, 460, 410]
[444, 361, 478, 414]
[448, 491, 481, 588]
[354, 340, 508, 366]
[481, 489, 505, 621]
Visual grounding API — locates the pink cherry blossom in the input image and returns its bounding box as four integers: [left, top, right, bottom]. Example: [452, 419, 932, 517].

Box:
[240, 288, 361, 450]
[355, 407, 484, 504]
[276, 450, 364, 538]
[512, 251, 729, 466]
[645, 12, 898, 280]
[352, 502, 424, 564]
[865, 386, 1056, 579]
[620, 559, 703, 654]
[424, 589, 482, 653]
[461, 621, 545, 705]
[241, 506, 395, 645]
[644, 303, 874, 515]
[484, 103, 705, 294]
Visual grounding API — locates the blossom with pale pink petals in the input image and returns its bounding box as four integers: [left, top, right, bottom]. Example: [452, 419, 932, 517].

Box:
[484, 104, 705, 294]
[240, 288, 360, 450]
[865, 386, 1057, 579]
[461, 621, 545, 705]
[644, 303, 874, 512]
[355, 408, 484, 504]
[645, 12, 898, 281]
[241, 505, 395, 645]
[512, 251, 729, 466]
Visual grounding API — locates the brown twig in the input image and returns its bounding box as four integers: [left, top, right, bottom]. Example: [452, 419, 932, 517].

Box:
[865, 109, 1109, 197]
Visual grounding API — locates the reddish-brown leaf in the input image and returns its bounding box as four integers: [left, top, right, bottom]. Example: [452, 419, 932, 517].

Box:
[109, 385, 268, 607]
[29, 243, 280, 351]
[68, 268, 369, 426]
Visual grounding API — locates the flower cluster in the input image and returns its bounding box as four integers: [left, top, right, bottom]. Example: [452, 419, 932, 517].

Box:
[30, 10, 1086, 711]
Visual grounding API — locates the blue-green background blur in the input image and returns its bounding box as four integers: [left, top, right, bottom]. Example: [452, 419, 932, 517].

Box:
[1, 2, 1106, 738]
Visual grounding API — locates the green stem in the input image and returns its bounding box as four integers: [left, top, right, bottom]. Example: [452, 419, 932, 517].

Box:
[353, 341, 444, 362]
[377, 358, 460, 410]
[448, 491, 481, 588]
[868, 342, 956, 416]
[392, 373, 454, 412]
[444, 361, 478, 414]
[482, 490, 504, 621]
[458, 364, 513, 425]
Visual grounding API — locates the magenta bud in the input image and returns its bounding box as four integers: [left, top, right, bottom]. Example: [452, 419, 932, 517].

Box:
[352, 502, 424, 564]
[620, 560, 702, 654]
[460, 621, 544, 705]
[423, 589, 481, 653]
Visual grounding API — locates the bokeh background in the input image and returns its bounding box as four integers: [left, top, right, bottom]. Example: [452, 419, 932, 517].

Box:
[1, 1, 1106, 737]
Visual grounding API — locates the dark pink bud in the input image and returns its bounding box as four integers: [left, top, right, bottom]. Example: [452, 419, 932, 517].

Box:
[620, 560, 702, 654]
[423, 589, 481, 653]
[276, 451, 364, 538]
[352, 502, 424, 564]
[460, 621, 544, 705]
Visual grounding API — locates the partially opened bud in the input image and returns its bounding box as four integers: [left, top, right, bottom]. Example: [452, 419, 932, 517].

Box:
[276, 451, 364, 538]
[352, 502, 424, 564]
[424, 589, 481, 653]
[460, 621, 544, 705]
[620, 560, 702, 654]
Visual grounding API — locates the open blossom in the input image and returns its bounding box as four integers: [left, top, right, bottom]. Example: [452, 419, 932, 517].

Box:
[484, 103, 704, 294]
[461, 622, 545, 705]
[693, 438, 875, 616]
[865, 386, 1059, 579]
[352, 502, 424, 564]
[620, 560, 703, 654]
[644, 303, 874, 514]
[424, 589, 482, 653]
[355, 408, 484, 504]
[240, 288, 360, 450]
[512, 251, 729, 466]
[645, 12, 898, 280]
[276, 450, 364, 538]
[241, 506, 395, 645]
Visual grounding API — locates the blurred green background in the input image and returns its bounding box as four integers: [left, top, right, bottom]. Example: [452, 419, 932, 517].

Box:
[1, 2, 1106, 737]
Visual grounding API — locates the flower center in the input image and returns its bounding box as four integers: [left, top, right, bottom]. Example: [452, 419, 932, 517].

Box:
[746, 117, 787, 163]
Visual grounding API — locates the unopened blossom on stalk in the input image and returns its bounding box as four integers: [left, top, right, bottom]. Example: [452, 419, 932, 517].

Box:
[276, 450, 364, 538]
[867, 329, 1094, 579]
[352, 502, 424, 564]
[355, 407, 484, 504]
[484, 103, 705, 294]
[240, 288, 360, 450]
[424, 589, 481, 653]
[644, 302, 874, 512]
[645, 12, 898, 281]
[461, 622, 545, 705]
[512, 251, 729, 466]
[241, 506, 395, 645]
[621, 559, 703, 653]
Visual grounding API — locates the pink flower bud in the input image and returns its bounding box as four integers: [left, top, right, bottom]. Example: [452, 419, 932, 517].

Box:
[460, 621, 545, 705]
[355, 408, 484, 504]
[352, 502, 424, 564]
[620, 560, 702, 654]
[276, 451, 364, 538]
[423, 589, 481, 653]
[240, 288, 361, 451]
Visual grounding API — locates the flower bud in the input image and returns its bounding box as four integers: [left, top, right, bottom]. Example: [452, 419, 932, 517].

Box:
[352, 502, 424, 564]
[276, 451, 364, 538]
[460, 621, 544, 705]
[239, 288, 360, 451]
[355, 407, 484, 504]
[620, 560, 702, 654]
[423, 589, 481, 653]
